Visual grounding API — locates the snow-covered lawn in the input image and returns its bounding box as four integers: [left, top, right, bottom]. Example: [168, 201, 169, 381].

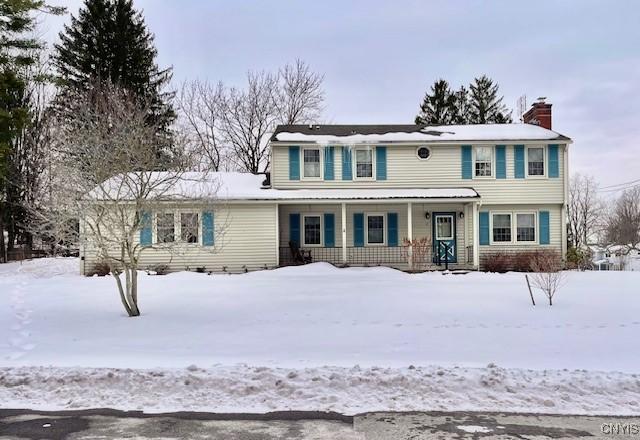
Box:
[1, 258, 639, 415]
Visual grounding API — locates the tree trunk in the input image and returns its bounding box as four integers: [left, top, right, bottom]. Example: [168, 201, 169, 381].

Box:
[129, 267, 140, 316]
[112, 271, 133, 316]
[548, 296, 553, 306]
[0, 211, 6, 263]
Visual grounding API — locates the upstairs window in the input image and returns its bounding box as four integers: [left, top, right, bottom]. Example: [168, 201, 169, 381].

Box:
[180, 213, 199, 244]
[303, 148, 321, 178]
[516, 213, 536, 242]
[527, 147, 545, 176]
[355, 148, 373, 178]
[156, 213, 175, 243]
[492, 213, 512, 242]
[303, 215, 321, 246]
[366, 214, 385, 245]
[474, 146, 492, 177]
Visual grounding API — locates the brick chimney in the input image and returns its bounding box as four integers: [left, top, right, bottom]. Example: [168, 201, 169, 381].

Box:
[523, 98, 552, 130]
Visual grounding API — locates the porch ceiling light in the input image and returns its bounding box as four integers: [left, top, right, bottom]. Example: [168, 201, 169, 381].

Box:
[425, 212, 430, 220]
[459, 212, 464, 219]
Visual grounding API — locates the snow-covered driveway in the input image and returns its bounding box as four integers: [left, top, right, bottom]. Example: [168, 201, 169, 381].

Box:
[1, 258, 639, 414]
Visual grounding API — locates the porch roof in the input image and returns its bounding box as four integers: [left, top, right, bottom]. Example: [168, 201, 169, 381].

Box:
[89, 171, 480, 202]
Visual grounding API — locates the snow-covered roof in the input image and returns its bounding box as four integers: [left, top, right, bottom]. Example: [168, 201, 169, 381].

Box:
[90, 172, 480, 202]
[271, 123, 570, 144]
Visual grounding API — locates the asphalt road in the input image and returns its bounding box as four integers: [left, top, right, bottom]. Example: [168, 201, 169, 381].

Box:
[0, 409, 638, 439]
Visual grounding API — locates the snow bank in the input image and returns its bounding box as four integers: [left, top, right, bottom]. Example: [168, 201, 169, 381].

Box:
[1, 364, 638, 415]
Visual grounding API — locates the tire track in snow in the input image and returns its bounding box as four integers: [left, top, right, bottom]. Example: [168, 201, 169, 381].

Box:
[5, 279, 35, 361]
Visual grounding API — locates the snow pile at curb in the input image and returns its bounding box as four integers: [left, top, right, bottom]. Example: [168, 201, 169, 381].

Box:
[2, 364, 639, 415]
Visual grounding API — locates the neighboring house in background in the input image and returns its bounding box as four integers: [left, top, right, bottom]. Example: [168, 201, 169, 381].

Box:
[590, 245, 640, 271]
[80, 100, 571, 274]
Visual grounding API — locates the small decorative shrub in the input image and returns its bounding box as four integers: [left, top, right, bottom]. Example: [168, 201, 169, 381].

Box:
[195, 266, 206, 273]
[150, 264, 170, 275]
[482, 250, 562, 273]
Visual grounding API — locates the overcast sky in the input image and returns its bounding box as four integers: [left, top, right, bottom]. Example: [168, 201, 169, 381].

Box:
[42, 0, 639, 191]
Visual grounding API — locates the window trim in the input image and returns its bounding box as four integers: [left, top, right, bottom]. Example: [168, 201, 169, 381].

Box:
[365, 212, 386, 246]
[515, 211, 538, 244]
[155, 211, 176, 244]
[490, 211, 513, 244]
[526, 145, 546, 178]
[302, 213, 323, 247]
[434, 214, 455, 240]
[416, 146, 432, 161]
[300, 146, 323, 180]
[489, 210, 540, 245]
[473, 145, 494, 179]
[353, 146, 376, 181]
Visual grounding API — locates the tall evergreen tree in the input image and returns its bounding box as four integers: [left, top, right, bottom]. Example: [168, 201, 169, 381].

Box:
[415, 79, 456, 125]
[1, 0, 63, 261]
[53, 0, 174, 138]
[468, 74, 512, 124]
[451, 85, 471, 124]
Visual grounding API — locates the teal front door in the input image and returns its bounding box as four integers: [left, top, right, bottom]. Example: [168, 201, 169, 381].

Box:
[432, 213, 457, 264]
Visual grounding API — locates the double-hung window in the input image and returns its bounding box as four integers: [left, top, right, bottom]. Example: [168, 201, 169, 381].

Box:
[180, 213, 199, 244]
[492, 213, 512, 243]
[366, 214, 385, 245]
[516, 213, 536, 242]
[355, 148, 373, 178]
[156, 213, 175, 243]
[303, 148, 321, 178]
[303, 215, 321, 246]
[527, 147, 545, 176]
[474, 146, 493, 177]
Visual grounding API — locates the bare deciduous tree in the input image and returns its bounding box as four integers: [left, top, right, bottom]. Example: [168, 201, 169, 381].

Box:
[35, 81, 222, 317]
[529, 251, 565, 306]
[568, 173, 603, 250]
[273, 59, 324, 124]
[177, 59, 324, 174]
[605, 186, 640, 255]
[176, 79, 227, 171]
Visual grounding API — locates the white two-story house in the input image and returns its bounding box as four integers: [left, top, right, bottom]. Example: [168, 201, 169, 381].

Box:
[80, 101, 571, 274]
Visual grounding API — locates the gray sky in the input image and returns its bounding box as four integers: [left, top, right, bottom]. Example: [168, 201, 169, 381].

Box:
[43, 0, 639, 191]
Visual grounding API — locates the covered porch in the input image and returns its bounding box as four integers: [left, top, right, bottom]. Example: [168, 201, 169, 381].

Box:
[275, 193, 481, 271]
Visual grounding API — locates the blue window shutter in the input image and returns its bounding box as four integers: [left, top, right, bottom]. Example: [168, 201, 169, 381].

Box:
[342, 146, 352, 180]
[202, 211, 214, 246]
[289, 146, 300, 180]
[289, 213, 300, 245]
[495, 145, 506, 179]
[548, 144, 559, 178]
[479, 212, 490, 245]
[461, 145, 472, 179]
[324, 146, 334, 180]
[353, 213, 364, 247]
[139, 211, 152, 246]
[539, 211, 550, 244]
[324, 213, 335, 247]
[387, 213, 398, 247]
[514, 145, 525, 178]
[376, 146, 387, 180]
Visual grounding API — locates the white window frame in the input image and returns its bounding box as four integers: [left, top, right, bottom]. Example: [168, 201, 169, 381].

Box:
[489, 210, 540, 245]
[155, 211, 176, 244]
[434, 214, 455, 240]
[302, 213, 323, 247]
[473, 145, 494, 179]
[179, 211, 201, 245]
[526, 145, 546, 178]
[515, 211, 538, 244]
[301, 146, 323, 180]
[490, 211, 513, 244]
[416, 146, 432, 161]
[365, 212, 386, 246]
[353, 146, 376, 180]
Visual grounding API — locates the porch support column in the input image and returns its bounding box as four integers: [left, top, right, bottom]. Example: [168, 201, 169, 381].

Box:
[341, 202, 347, 264]
[472, 202, 480, 269]
[407, 202, 413, 268]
